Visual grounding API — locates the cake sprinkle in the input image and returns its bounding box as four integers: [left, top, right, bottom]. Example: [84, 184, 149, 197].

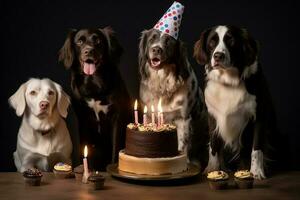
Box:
[127, 123, 176, 132]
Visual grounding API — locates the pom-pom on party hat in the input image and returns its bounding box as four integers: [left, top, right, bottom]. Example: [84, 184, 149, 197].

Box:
[153, 1, 184, 40]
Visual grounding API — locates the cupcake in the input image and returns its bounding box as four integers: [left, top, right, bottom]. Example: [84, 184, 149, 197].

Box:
[74, 164, 84, 181]
[207, 171, 229, 190]
[234, 170, 254, 189]
[23, 168, 43, 186]
[88, 171, 105, 190]
[53, 162, 72, 179]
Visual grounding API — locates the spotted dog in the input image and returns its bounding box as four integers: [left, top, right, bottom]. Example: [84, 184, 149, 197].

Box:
[139, 28, 208, 166]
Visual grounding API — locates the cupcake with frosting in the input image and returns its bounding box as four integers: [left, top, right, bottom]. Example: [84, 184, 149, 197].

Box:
[88, 171, 105, 190]
[74, 164, 84, 181]
[53, 162, 72, 179]
[207, 170, 229, 190]
[23, 168, 43, 186]
[234, 170, 254, 189]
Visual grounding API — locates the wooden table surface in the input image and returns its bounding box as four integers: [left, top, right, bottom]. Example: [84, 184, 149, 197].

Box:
[0, 171, 299, 200]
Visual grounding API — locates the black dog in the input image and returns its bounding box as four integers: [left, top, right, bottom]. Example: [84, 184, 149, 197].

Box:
[194, 25, 276, 179]
[59, 27, 130, 170]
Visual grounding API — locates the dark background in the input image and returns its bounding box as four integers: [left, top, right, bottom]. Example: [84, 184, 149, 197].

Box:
[0, 0, 298, 171]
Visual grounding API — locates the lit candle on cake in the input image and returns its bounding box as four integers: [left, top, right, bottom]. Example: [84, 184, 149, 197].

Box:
[160, 104, 164, 126]
[143, 106, 148, 126]
[82, 145, 89, 183]
[157, 98, 162, 127]
[134, 99, 138, 124]
[151, 105, 155, 126]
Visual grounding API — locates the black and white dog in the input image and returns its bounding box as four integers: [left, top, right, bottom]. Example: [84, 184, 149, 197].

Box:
[194, 25, 276, 179]
[59, 27, 131, 170]
[139, 29, 208, 165]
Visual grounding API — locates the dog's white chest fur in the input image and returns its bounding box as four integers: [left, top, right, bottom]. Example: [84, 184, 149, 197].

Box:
[86, 99, 110, 121]
[205, 80, 256, 148]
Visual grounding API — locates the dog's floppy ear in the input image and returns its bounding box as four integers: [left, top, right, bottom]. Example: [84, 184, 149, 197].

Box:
[53, 82, 70, 118]
[59, 29, 77, 69]
[9, 82, 27, 117]
[175, 40, 189, 80]
[193, 28, 211, 65]
[101, 27, 123, 65]
[241, 28, 259, 66]
[139, 29, 150, 78]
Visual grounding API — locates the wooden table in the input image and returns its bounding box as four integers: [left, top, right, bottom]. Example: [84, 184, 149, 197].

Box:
[0, 171, 299, 200]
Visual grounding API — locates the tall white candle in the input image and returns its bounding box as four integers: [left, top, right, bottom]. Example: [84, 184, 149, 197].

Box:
[160, 108, 164, 125]
[157, 98, 162, 127]
[82, 145, 89, 183]
[134, 100, 138, 124]
[143, 106, 148, 126]
[151, 105, 155, 126]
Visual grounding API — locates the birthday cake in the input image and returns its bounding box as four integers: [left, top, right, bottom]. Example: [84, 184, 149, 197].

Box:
[118, 123, 187, 175]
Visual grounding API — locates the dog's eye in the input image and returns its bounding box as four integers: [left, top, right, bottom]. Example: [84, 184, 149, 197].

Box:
[77, 39, 83, 46]
[29, 91, 37, 95]
[48, 90, 54, 96]
[208, 40, 217, 49]
[149, 38, 154, 43]
[228, 38, 235, 46]
[149, 34, 158, 43]
[165, 37, 170, 44]
[208, 35, 218, 50]
[95, 38, 100, 45]
[225, 33, 235, 46]
[226, 36, 235, 46]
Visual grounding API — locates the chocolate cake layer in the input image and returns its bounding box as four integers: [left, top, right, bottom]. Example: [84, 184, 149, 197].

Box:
[125, 128, 178, 158]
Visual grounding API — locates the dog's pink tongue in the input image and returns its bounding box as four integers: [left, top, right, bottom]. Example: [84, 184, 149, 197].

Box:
[83, 63, 96, 75]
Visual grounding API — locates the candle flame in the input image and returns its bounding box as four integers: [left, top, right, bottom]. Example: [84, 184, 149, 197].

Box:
[158, 98, 162, 112]
[134, 99, 138, 110]
[151, 105, 155, 112]
[144, 106, 148, 114]
[84, 145, 88, 157]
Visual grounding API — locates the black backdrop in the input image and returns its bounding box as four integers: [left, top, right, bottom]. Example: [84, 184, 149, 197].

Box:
[0, 0, 298, 171]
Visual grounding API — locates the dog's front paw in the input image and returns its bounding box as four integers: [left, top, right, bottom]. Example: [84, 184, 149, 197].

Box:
[251, 150, 266, 180]
[203, 166, 219, 175]
[250, 166, 266, 180]
[203, 147, 220, 174]
[20, 166, 27, 173]
[203, 162, 220, 174]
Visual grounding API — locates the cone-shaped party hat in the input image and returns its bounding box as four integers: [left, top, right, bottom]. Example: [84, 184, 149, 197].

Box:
[153, 1, 184, 40]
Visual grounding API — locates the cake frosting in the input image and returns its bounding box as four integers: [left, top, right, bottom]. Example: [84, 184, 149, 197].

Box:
[54, 162, 72, 172]
[23, 168, 43, 178]
[125, 123, 178, 158]
[234, 170, 253, 179]
[207, 171, 229, 180]
[127, 123, 176, 132]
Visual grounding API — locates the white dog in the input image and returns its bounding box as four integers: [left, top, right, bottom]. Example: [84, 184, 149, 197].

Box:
[9, 78, 73, 172]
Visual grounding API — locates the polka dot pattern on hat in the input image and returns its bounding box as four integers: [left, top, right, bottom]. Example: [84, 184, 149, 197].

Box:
[153, 1, 184, 40]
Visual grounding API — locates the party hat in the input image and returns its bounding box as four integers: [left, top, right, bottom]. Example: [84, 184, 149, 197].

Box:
[153, 1, 184, 40]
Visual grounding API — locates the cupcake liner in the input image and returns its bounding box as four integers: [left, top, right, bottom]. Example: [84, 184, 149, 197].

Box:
[53, 169, 72, 179]
[24, 176, 42, 186]
[208, 179, 229, 190]
[74, 172, 83, 181]
[234, 177, 254, 189]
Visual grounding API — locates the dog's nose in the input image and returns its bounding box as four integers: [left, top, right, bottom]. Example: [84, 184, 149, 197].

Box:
[152, 46, 163, 54]
[83, 48, 94, 56]
[39, 101, 49, 110]
[213, 52, 225, 62]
